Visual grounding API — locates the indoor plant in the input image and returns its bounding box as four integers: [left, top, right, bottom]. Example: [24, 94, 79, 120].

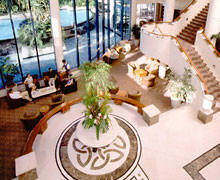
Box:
[211, 32, 220, 53]
[131, 24, 141, 46]
[78, 61, 114, 139]
[166, 68, 196, 107]
[0, 56, 19, 86]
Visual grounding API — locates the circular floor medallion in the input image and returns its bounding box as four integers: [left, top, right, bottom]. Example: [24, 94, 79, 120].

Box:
[55, 114, 141, 180]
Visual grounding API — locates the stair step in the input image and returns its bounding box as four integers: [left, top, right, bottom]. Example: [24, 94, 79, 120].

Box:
[202, 71, 213, 78]
[213, 91, 220, 99]
[200, 10, 208, 16]
[207, 80, 219, 87]
[197, 12, 208, 18]
[195, 15, 207, 22]
[190, 21, 204, 27]
[188, 51, 198, 56]
[185, 26, 198, 32]
[193, 18, 206, 24]
[197, 63, 207, 69]
[198, 66, 209, 72]
[205, 76, 216, 83]
[177, 35, 194, 44]
[188, 24, 201, 30]
[191, 55, 202, 60]
[182, 29, 197, 36]
[209, 88, 220, 95]
[179, 32, 195, 40]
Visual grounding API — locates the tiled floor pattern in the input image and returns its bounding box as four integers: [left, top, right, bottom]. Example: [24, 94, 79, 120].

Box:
[56, 115, 142, 179]
[184, 144, 220, 180]
[33, 103, 220, 180]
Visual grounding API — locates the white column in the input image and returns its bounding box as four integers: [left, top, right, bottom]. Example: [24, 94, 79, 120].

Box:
[205, 0, 220, 39]
[49, 0, 64, 71]
[163, 0, 175, 22]
[131, 0, 137, 27]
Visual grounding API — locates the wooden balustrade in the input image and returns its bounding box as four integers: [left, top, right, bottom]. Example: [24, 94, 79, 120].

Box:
[22, 96, 145, 155]
[142, 29, 209, 93]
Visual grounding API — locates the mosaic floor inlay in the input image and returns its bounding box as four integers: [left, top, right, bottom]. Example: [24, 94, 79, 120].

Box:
[55, 114, 147, 180]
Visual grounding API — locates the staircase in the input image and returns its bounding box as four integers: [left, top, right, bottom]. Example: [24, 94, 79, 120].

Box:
[177, 3, 209, 44]
[177, 2, 220, 107]
[179, 39, 220, 105]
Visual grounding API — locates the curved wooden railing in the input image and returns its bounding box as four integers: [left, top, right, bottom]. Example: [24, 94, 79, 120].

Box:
[142, 29, 209, 94]
[22, 95, 145, 155]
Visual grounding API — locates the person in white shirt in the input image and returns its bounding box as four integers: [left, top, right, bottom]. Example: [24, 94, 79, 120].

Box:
[8, 89, 32, 101]
[61, 59, 70, 73]
[24, 73, 36, 90]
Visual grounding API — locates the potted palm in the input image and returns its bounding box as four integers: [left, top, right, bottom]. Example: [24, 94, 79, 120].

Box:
[132, 24, 141, 47]
[166, 68, 196, 108]
[0, 56, 19, 87]
[77, 61, 114, 139]
[211, 32, 220, 53]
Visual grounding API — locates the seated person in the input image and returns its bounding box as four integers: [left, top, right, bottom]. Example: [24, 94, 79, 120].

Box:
[44, 68, 56, 86]
[60, 74, 77, 94]
[54, 73, 61, 91]
[24, 73, 36, 90]
[8, 89, 32, 102]
[24, 73, 37, 98]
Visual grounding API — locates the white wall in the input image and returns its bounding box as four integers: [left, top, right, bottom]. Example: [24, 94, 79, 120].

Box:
[195, 30, 220, 81]
[140, 30, 204, 108]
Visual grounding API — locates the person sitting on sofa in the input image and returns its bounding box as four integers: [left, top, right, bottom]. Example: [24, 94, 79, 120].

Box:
[24, 73, 37, 98]
[60, 73, 77, 94]
[44, 68, 56, 86]
[8, 89, 32, 102]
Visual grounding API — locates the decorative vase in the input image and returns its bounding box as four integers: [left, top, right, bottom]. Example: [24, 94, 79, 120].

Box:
[171, 96, 182, 108]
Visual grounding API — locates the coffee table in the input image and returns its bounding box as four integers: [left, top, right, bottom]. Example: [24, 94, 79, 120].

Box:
[76, 116, 120, 152]
[31, 86, 56, 98]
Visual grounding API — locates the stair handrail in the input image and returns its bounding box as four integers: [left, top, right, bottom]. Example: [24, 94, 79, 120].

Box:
[142, 28, 209, 94]
[22, 96, 145, 155]
[200, 29, 220, 57]
[144, 0, 197, 25]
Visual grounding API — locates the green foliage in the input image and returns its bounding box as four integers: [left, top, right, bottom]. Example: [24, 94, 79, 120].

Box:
[0, 56, 19, 76]
[166, 68, 196, 103]
[17, 0, 52, 48]
[18, 19, 52, 48]
[211, 32, 220, 41]
[78, 61, 114, 139]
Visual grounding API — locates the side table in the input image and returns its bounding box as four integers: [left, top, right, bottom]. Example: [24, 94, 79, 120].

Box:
[39, 105, 50, 134]
[143, 104, 160, 126]
[114, 90, 127, 105]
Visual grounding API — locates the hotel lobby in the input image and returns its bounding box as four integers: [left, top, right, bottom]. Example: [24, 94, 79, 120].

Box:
[0, 0, 220, 180]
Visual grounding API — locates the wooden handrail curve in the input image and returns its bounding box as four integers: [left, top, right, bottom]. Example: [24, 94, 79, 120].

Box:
[22, 96, 145, 155]
[142, 29, 209, 93]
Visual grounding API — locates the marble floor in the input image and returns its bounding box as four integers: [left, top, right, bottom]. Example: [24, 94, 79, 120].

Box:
[32, 102, 220, 180]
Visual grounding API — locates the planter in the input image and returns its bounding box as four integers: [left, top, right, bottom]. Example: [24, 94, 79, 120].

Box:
[171, 96, 182, 108]
[21, 44, 67, 59]
[76, 116, 119, 147]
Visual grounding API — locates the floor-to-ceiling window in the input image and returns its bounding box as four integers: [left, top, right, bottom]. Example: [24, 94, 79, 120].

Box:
[0, 0, 130, 88]
[0, 0, 56, 88]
